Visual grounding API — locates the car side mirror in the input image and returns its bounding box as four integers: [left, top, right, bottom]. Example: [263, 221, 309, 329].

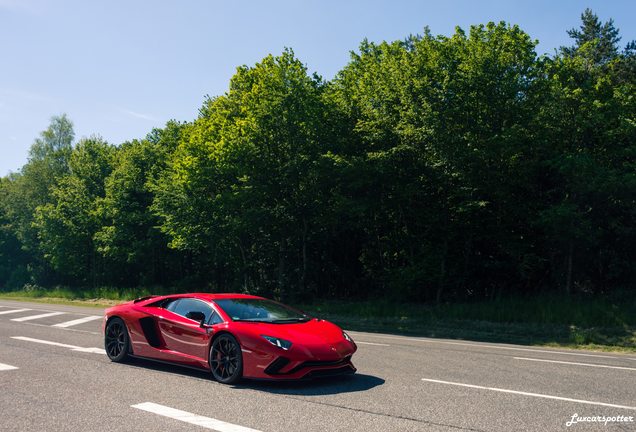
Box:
[185, 311, 206, 323]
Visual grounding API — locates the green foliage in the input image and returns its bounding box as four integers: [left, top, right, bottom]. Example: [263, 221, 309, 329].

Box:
[33, 137, 114, 282]
[94, 121, 185, 285]
[0, 10, 634, 310]
[561, 8, 621, 65]
[326, 22, 543, 300]
[0, 177, 31, 289]
[152, 49, 333, 298]
[0, 114, 75, 284]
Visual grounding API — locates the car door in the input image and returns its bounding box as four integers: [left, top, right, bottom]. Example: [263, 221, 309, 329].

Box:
[157, 298, 214, 362]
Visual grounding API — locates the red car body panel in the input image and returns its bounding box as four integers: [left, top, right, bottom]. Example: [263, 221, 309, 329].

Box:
[103, 293, 357, 380]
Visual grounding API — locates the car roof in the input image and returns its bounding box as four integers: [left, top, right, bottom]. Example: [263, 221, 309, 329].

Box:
[189, 293, 265, 301]
[149, 293, 265, 302]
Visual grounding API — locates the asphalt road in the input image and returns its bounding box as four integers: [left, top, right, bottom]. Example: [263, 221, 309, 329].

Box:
[0, 300, 634, 432]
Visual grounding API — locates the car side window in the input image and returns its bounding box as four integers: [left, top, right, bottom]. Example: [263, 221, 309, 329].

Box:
[171, 298, 213, 322]
[164, 299, 180, 312]
[208, 311, 223, 325]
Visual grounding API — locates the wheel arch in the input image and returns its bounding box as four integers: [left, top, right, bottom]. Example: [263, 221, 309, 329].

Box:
[208, 330, 239, 351]
[105, 314, 121, 328]
[104, 315, 133, 355]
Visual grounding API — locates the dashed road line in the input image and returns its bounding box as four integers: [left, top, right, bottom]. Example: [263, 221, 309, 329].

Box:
[356, 341, 391, 346]
[11, 336, 106, 355]
[514, 356, 636, 371]
[9, 321, 100, 335]
[132, 402, 262, 432]
[52, 315, 102, 328]
[348, 332, 636, 361]
[0, 308, 32, 315]
[421, 378, 636, 410]
[11, 336, 81, 349]
[0, 362, 18, 371]
[11, 312, 66, 322]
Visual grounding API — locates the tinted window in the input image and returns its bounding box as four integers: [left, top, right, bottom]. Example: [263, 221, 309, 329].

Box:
[208, 311, 223, 325]
[171, 298, 213, 322]
[164, 299, 180, 312]
[215, 299, 309, 323]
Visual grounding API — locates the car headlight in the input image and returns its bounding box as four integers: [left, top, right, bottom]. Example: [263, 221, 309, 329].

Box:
[343, 331, 353, 343]
[261, 335, 292, 350]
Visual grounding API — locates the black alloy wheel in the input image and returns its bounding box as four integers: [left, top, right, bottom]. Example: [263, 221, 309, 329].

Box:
[209, 334, 243, 384]
[105, 317, 130, 362]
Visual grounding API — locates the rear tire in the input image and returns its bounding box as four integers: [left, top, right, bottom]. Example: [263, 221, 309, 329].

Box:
[105, 317, 130, 362]
[209, 334, 243, 384]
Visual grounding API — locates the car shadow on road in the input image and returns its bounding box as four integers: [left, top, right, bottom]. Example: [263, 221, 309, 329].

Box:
[121, 357, 384, 395]
[123, 357, 214, 380]
[239, 373, 385, 396]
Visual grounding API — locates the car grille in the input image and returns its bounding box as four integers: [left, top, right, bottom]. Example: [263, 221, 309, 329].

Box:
[286, 355, 352, 375]
[304, 366, 356, 379]
[264, 355, 353, 376]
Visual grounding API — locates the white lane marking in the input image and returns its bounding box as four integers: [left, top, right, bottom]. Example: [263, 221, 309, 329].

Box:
[0, 304, 60, 313]
[514, 357, 636, 371]
[131, 402, 262, 432]
[0, 308, 32, 315]
[72, 347, 107, 354]
[20, 321, 100, 335]
[11, 336, 105, 355]
[11, 336, 78, 349]
[0, 303, 101, 316]
[421, 378, 636, 410]
[356, 341, 391, 346]
[52, 315, 102, 328]
[347, 332, 636, 361]
[11, 311, 65, 322]
[0, 363, 19, 371]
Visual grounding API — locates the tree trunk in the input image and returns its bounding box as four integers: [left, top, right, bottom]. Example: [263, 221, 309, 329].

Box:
[300, 218, 307, 294]
[278, 236, 286, 296]
[565, 240, 573, 294]
[237, 240, 248, 290]
[436, 240, 448, 304]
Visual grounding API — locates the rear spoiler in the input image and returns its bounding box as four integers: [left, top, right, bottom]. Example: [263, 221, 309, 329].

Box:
[133, 295, 158, 303]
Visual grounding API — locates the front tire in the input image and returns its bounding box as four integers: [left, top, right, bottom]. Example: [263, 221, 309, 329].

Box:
[209, 334, 243, 384]
[105, 317, 130, 362]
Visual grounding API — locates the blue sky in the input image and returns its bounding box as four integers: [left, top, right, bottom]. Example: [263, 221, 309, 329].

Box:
[1, 0, 634, 175]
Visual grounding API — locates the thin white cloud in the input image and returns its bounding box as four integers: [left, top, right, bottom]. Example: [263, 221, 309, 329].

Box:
[120, 108, 159, 122]
[0, 88, 53, 103]
[0, 0, 45, 14]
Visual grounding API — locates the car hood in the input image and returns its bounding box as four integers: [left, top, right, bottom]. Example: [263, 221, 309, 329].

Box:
[249, 319, 344, 344]
[234, 318, 353, 360]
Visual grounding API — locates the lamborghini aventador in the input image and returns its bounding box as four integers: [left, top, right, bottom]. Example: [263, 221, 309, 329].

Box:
[103, 293, 357, 383]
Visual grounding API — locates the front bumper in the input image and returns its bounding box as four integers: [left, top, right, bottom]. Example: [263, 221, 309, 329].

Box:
[262, 355, 356, 380]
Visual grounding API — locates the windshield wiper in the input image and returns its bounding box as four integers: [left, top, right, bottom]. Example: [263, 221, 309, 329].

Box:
[270, 317, 311, 323]
[233, 317, 311, 323]
[233, 318, 274, 323]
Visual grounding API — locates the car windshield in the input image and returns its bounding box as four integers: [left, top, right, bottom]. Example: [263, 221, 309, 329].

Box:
[214, 299, 310, 323]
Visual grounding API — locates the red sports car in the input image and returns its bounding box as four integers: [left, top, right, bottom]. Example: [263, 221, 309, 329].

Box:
[103, 293, 357, 383]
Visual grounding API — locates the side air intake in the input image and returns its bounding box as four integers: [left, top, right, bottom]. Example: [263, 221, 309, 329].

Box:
[264, 357, 291, 375]
[139, 317, 162, 348]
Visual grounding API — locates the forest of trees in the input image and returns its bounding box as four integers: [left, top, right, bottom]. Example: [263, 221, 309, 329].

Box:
[1, 10, 634, 303]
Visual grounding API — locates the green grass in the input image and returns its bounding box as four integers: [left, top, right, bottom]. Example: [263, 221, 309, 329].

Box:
[298, 293, 636, 352]
[1, 286, 634, 352]
[0, 285, 159, 307]
[299, 293, 636, 327]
